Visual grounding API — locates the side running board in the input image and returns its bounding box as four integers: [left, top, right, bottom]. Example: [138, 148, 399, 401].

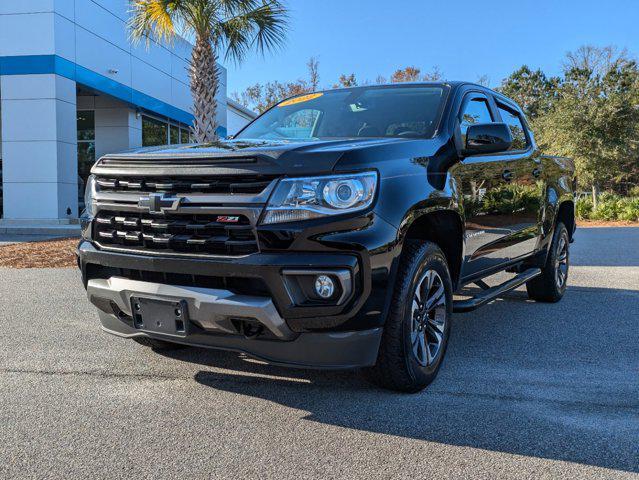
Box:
[453, 268, 542, 313]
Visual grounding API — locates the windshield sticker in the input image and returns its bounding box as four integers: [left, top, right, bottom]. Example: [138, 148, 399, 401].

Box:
[278, 93, 323, 107]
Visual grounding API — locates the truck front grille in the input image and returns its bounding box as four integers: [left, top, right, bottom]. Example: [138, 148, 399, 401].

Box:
[94, 211, 258, 256]
[95, 175, 277, 195]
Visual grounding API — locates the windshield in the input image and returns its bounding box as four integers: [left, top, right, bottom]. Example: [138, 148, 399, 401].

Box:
[236, 84, 448, 141]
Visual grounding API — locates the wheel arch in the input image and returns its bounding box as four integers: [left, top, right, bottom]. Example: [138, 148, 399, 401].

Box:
[401, 209, 464, 290]
[556, 200, 576, 240]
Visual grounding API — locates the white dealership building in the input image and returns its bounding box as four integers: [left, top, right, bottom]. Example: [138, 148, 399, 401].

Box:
[0, 0, 256, 230]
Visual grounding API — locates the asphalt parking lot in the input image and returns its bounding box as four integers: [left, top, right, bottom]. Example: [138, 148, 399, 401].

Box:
[1, 227, 638, 479]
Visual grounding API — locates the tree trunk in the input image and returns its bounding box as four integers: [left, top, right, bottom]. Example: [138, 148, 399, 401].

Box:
[591, 183, 599, 209]
[190, 36, 219, 143]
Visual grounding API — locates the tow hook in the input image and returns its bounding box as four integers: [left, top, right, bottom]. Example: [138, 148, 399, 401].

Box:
[232, 319, 264, 339]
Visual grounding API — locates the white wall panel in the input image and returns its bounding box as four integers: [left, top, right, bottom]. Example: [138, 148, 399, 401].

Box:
[53, 0, 75, 20]
[2, 141, 61, 182]
[55, 141, 79, 184]
[0, 12, 55, 56]
[4, 183, 62, 219]
[1, 99, 59, 142]
[0, 1, 54, 15]
[75, 0, 129, 51]
[56, 182, 79, 218]
[75, 27, 132, 86]
[1, 74, 78, 220]
[132, 59, 172, 104]
[95, 125, 135, 158]
[131, 41, 172, 76]
[90, 0, 128, 22]
[94, 107, 130, 127]
[53, 13, 76, 62]
[171, 55, 190, 86]
[171, 78, 193, 113]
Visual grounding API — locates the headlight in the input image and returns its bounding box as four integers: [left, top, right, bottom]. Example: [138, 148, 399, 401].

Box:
[84, 174, 97, 217]
[261, 172, 378, 225]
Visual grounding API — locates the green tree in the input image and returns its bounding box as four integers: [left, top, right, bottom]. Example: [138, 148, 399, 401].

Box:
[534, 46, 639, 204]
[129, 0, 288, 142]
[498, 65, 560, 119]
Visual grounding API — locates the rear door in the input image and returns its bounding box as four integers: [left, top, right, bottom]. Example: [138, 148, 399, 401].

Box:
[491, 99, 542, 259]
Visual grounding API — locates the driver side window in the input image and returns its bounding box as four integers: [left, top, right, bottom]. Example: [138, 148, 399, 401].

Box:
[460, 98, 493, 142]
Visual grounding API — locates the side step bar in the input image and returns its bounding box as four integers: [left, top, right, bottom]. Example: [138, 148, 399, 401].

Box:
[453, 268, 541, 313]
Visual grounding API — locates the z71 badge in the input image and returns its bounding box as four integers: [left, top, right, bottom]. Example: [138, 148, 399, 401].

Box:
[216, 216, 240, 223]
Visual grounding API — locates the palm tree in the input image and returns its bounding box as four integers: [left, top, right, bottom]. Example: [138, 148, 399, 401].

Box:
[129, 0, 288, 143]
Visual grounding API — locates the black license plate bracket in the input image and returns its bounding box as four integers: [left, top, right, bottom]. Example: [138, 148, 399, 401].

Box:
[131, 297, 189, 337]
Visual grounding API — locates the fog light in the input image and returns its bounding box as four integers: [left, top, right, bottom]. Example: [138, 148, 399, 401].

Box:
[314, 275, 335, 299]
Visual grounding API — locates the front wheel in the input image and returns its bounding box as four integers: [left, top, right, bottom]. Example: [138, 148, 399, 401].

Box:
[526, 222, 570, 302]
[364, 241, 453, 393]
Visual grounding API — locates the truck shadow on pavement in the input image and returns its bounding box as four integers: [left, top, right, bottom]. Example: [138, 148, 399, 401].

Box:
[164, 285, 639, 474]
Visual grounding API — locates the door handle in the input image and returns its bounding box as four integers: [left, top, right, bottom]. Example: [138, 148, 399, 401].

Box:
[502, 170, 513, 182]
[532, 167, 542, 178]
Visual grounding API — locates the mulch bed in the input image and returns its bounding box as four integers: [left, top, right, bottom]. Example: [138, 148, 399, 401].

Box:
[577, 220, 639, 228]
[0, 238, 78, 268]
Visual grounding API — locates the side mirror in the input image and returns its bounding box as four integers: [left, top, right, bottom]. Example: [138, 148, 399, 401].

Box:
[463, 123, 512, 156]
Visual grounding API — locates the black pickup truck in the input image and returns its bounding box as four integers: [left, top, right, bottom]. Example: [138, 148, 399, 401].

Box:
[78, 82, 576, 392]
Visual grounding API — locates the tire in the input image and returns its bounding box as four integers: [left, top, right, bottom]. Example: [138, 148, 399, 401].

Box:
[133, 337, 186, 351]
[364, 240, 453, 393]
[526, 221, 570, 302]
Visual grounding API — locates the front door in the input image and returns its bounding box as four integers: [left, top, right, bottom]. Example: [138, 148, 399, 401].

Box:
[451, 93, 514, 278]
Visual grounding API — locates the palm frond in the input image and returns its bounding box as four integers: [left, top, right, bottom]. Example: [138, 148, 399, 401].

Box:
[215, 0, 288, 63]
[128, 0, 186, 45]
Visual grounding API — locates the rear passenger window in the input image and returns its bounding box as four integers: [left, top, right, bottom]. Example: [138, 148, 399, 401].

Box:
[459, 98, 493, 143]
[497, 104, 528, 150]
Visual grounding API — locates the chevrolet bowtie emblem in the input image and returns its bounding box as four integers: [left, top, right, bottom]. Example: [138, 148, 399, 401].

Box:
[138, 193, 182, 214]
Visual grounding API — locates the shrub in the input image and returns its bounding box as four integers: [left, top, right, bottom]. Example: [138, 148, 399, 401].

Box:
[575, 197, 593, 220]
[588, 193, 639, 221]
[617, 197, 639, 222]
[629, 185, 639, 197]
[591, 194, 622, 221]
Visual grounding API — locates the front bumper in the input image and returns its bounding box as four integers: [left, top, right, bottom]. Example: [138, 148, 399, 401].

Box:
[92, 281, 382, 369]
[78, 240, 376, 331]
[87, 276, 295, 339]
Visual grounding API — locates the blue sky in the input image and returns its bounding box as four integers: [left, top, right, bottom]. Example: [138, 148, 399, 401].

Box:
[226, 0, 639, 94]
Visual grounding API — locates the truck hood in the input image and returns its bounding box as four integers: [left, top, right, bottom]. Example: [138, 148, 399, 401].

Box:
[98, 137, 424, 175]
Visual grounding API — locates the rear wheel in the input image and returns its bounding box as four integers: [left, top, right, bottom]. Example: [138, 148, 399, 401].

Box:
[526, 222, 570, 302]
[133, 337, 186, 351]
[364, 241, 453, 393]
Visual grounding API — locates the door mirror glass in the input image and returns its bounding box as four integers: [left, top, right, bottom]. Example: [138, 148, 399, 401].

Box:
[463, 123, 512, 156]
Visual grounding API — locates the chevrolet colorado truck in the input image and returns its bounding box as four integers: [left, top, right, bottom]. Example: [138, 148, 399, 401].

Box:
[78, 82, 576, 392]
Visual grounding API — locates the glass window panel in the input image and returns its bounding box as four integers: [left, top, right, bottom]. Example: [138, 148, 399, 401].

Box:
[497, 105, 529, 150]
[142, 116, 168, 146]
[77, 111, 95, 141]
[77, 142, 96, 182]
[237, 85, 447, 140]
[460, 99, 493, 134]
[180, 128, 191, 143]
[170, 125, 179, 145]
[459, 98, 494, 144]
